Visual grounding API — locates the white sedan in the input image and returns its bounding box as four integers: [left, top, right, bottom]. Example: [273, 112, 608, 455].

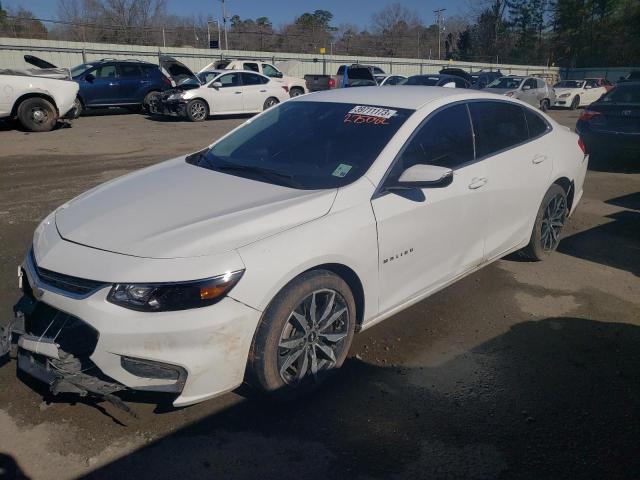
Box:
[151, 59, 289, 121]
[553, 78, 607, 109]
[6, 88, 587, 407]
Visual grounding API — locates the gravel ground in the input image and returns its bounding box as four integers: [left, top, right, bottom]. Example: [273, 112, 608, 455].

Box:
[0, 108, 638, 480]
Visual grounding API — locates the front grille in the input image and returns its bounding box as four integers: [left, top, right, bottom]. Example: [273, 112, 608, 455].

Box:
[31, 250, 107, 297]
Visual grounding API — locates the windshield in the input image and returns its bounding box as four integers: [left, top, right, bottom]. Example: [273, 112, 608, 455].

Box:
[487, 77, 523, 89]
[197, 72, 219, 84]
[191, 101, 413, 189]
[406, 76, 441, 86]
[601, 84, 640, 104]
[71, 63, 93, 77]
[178, 76, 201, 87]
[555, 80, 584, 88]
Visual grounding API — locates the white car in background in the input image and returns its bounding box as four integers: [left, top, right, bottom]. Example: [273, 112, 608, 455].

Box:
[5, 88, 587, 408]
[199, 59, 308, 98]
[151, 58, 289, 121]
[553, 78, 608, 109]
[0, 67, 78, 131]
[374, 74, 407, 86]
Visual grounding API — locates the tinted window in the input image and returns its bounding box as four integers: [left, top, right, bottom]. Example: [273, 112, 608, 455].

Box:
[117, 64, 142, 78]
[524, 108, 549, 138]
[243, 62, 259, 72]
[93, 65, 117, 78]
[372, 67, 385, 75]
[524, 78, 537, 89]
[487, 77, 523, 89]
[602, 84, 640, 104]
[241, 72, 267, 85]
[71, 63, 93, 77]
[536, 79, 546, 88]
[216, 73, 240, 87]
[392, 104, 474, 174]
[585, 79, 599, 88]
[406, 76, 440, 86]
[140, 64, 157, 76]
[454, 78, 468, 88]
[195, 102, 413, 189]
[469, 102, 529, 157]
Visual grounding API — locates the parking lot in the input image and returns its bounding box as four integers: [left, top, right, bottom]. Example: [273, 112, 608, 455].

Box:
[0, 108, 638, 479]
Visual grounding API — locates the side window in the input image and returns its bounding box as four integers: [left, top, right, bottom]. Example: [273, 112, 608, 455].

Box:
[117, 64, 142, 78]
[469, 101, 529, 157]
[585, 79, 598, 88]
[216, 73, 240, 87]
[262, 64, 279, 77]
[524, 107, 549, 139]
[392, 104, 474, 175]
[243, 63, 260, 72]
[537, 79, 546, 89]
[93, 65, 117, 78]
[241, 72, 267, 86]
[524, 78, 537, 89]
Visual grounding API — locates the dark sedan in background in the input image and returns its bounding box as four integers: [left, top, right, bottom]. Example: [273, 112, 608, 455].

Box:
[576, 81, 640, 157]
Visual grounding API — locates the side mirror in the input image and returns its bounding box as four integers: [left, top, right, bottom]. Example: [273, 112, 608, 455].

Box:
[522, 85, 531, 90]
[85, 73, 95, 82]
[389, 164, 453, 190]
[211, 81, 222, 89]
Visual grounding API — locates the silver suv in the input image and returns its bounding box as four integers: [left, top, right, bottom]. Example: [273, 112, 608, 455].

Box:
[484, 76, 555, 111]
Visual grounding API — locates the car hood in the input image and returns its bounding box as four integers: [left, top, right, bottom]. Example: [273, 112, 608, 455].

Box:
[554, 88, 579, 95]
[484, 87, 516, 95]
[55, 157, 337, 259]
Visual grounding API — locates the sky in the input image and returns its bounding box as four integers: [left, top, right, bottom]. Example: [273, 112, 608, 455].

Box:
[2, 0, 468, 29]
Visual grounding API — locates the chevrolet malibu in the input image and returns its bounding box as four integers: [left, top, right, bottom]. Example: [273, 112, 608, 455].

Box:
[4, 88, 588, 407]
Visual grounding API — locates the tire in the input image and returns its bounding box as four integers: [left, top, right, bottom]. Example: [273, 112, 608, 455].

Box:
[69, 96, 83, 119]
[520, 184, 568, 261]
[247, 270, 356, 400]
[263, 97, 279, 110]
[570, 96, 580, 110]
[17, 97, 57, 132]
[186, 99, 208, 122]
[540, 98, 550, 112]
[289, 87, 304, 98]
[142, 91, 160, 113]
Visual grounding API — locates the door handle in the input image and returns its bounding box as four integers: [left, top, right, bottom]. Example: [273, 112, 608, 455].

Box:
[468, 177, 488, 189]
[532, 154, 547, 164]
[234, 91, 242, 94]
[260, 89, 267, 92]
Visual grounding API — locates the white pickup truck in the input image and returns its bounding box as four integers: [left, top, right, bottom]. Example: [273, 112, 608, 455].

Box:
[199, 59, 307, 98]
[0, 67, 79, 132]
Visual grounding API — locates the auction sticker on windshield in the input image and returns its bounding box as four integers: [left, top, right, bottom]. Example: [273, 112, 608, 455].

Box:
[348, 106, 397, 119]
[332, 164, 353, 177]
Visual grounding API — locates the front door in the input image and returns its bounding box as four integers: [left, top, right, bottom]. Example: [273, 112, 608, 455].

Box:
[207, 72, 243, 113]
[372, 103, 489, 313]
[520, 78, 538, 107]
[82, 64, 119, 106]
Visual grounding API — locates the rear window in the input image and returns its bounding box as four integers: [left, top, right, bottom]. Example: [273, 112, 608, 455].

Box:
[602, 85, 640, 104]
[469, 101, 528, 157]
[193, 102, 413, 189]
[487, 77, 523, 89]
[524, 108, 550, 138]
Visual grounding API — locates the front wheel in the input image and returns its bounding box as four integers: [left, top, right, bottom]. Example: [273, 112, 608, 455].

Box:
[17, 97, 58, 132]
[540, 98, 550, 112]
[570, 96, 580, 110]
[143, 91, 160, 112]
[520, 184, 568, 261]
[263, 97, 279, 110]
[69, 96, 83, 118]
[247, 270, 356, 399]
[186, 99, 208, 122]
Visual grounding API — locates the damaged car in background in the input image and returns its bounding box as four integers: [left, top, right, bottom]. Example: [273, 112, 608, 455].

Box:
[1, 87, 587, 413]
[150, 56, 289, 121]
[0, 62, 79, 132]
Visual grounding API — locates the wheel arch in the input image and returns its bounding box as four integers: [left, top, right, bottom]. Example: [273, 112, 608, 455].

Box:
[11, 92, 58, 117]
[552, 176, 575, 211]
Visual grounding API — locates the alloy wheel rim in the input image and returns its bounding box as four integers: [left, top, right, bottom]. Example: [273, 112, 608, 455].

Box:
[277, 289, 349, 385]
[190, 102, 206, 120]
[266, 99, 277, 108]
[540, 194, 566, 251]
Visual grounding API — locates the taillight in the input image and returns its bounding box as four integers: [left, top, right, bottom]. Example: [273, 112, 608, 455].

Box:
[281, 85, 289, 93]
[578, 137, 587, 154]
[579, 110, 600, 121]
[328, 78, 336, 89]
[161, 75, 171, 87]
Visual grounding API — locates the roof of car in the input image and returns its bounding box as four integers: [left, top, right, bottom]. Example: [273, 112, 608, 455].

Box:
[295, 86, 503, 110]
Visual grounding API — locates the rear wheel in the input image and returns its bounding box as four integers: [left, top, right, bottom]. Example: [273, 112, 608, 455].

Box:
[17, 97, 57, 132]
[263, 97, 279, 110]
[520, 184, 568, 261]
[247, 270, 356, 399]
[289, 87, 304, 98]
[570, 96, 580, 110]
[540, 98, 550, 112]
[186, 99, 208, 122]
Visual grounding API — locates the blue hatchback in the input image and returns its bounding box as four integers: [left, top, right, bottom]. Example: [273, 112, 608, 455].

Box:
[70, 59, 171, 115]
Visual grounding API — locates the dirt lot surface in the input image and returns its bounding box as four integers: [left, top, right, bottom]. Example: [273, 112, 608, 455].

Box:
[0, 108, 638, 480]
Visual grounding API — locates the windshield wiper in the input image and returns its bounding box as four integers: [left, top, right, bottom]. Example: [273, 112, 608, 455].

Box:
[214, 162, 297, 186]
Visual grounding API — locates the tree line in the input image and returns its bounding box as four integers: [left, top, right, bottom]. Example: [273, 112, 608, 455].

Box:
[0, 0, 638, 67]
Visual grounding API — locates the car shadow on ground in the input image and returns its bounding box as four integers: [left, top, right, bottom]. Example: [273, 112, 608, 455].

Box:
[70, 318, 640, 480]
[145, 113, 255, 123]
[588, 150, 640, 174]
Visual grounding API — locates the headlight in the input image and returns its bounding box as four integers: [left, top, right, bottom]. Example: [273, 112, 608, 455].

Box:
[107, 270, 244, 312]
[559, 93, 571, 98]
[167, 93, 185, 101]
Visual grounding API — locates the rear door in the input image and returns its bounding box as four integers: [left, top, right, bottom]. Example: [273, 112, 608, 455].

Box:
[372, 103, 489, 312]
[468, 101, 552, 260]
[116, 63, 144, 103]
[207, 72, 243, 113]
[240, 72, 270, 111]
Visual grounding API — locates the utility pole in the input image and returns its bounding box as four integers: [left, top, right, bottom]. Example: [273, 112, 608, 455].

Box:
[434, 8, 446, 60]
[220, 0, 229, 51]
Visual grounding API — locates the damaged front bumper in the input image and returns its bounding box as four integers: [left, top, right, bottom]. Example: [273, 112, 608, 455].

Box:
[148, 97, 188, 117]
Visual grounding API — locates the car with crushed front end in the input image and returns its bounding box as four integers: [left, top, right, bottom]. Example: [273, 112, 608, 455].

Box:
[2, 87, 588, 408]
